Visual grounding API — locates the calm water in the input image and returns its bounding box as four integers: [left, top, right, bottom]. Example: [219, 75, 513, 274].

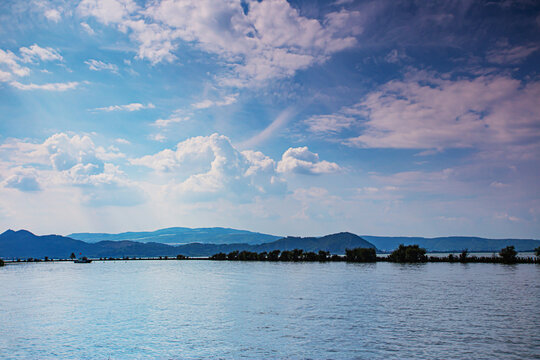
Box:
[1, 261, 539, 359]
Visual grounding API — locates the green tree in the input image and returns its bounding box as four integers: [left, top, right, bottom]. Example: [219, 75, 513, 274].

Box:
[0, 258, 4, 267]
[279, 250, 293, 261]
[304, 252, 318, 261]
[267, 250, 280, 261]
[345, 248, 377, 262]
[499, 246, 517, 263]
[210, 252, 227, 260]
[459, 249, 468, 262]
[292, 249, 304, 262]
[70, 252, 76, 260]
[227, 251, 239, 260]
[318, 250, 329, 261]
[535, 246, 540, 257]
[388, 244, 427, 263]
[176, 254, 187, 260]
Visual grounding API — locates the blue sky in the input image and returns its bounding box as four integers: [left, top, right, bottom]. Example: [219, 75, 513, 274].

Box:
[0, 0, 539, 238]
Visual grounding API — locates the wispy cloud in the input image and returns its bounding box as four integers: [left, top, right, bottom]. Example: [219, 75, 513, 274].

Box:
[80, 22, 95, 35]
[191, 94, 238, 109]
[486, 44, 539, 64]
[44, 8, 61, 22]
[0, 49, 30, 78]
[304, 114, 355, 134]
[10, 81, 79, 91]
[92, 103, 155, 112]
[19, 44, 63, 63]
[240, 107, 295, 148]
[85, 59, 118, 72]
[153, 115, 189, 127]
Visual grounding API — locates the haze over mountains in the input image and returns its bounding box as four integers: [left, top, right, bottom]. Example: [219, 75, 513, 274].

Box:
[0, 230, 374, 259]
[1, 227, 539, 259]
[68, 227, 280, 245]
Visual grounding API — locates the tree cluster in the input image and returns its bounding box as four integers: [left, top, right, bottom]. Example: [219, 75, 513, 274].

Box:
[210, 249, 337, 262]
[387, 244, 427, 263]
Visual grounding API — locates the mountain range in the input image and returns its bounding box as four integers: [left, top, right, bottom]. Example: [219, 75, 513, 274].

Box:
[0, 230, 374, 259]
[1, 228, 539, 259]
[361, 236, 540, 252]
[68, 227, 280, 245]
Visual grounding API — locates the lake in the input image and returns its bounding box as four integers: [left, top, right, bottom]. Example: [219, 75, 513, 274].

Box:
[1, 261, 539, 359]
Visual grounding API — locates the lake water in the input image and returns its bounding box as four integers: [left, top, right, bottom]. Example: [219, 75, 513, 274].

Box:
[1, 261, 539, 359]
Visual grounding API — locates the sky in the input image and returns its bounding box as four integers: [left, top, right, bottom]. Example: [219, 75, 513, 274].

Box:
[0, 0, 539, 238]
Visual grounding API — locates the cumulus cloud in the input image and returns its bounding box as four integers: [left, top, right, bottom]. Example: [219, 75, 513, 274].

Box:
[85, 59, 118, 72]
[131, 133, 285, 201]
[277, 147, 341, 175]
[3, 169, 41, 192]
[77, 0, 363, 85]
[92, 102, 155, 112]
[1, 133, 143, 206]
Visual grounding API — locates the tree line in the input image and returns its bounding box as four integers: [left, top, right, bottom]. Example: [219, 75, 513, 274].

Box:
[2, 245, 539, 265]
[208, 245, 540, 264]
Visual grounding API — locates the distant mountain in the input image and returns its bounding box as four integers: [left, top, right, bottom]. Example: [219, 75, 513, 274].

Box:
[2, 229, 538, 259]
[0, 230, 374, 259]
[251, 232, 375, 253]
[362, 236, 540, 252]
[68, 227, 280, 245]
[0, 229, 93, 259]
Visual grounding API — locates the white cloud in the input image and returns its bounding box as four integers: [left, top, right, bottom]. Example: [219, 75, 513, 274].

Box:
[81, 22, 96, 35]
[153, 115, 189, 127]
[384, 49, 410, 64]
[149, 133, 166, 142]
[1, 133, 143, 207]
[10, 81, 79, 91]
[304, 114, 355, 133]
[44, 9, 61, 22]
[495, 213, 522, 222]
[0, 49, 30, 78]
[78, 0, 363, 85]
[115, 138, 131, 144]
[240, 107, 295, 148]
[19, 44, 63, 63]
[192, 94, 238, 109]
[277, 146, 341, 175]
[486, 44, 539, 64]
[78, 0, 138, 25]
[131, 133, 285, 200]
[3, 168, 41, 192]
[341, 72, 540, 151]
[85, 59, 118, 72]
[92, 102, 155, 112]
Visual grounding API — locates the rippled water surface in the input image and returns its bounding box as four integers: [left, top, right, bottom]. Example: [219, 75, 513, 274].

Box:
[1, 261, 539, 359]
